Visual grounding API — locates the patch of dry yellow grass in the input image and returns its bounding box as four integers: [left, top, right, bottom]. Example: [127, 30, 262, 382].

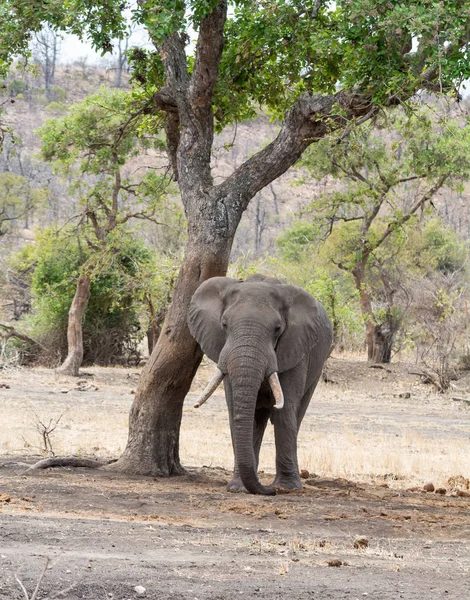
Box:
[1, 365, 469, 490]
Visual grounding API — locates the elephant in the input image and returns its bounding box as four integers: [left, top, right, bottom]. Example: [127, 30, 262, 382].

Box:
[188, 274, 333, 496]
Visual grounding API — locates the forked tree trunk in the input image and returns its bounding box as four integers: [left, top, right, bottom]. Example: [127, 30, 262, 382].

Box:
[353, 261, 386, 364]
[56, 274, 91, 376]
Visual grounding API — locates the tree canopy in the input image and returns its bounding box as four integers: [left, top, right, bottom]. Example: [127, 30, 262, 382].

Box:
[2, 1, 470, 122]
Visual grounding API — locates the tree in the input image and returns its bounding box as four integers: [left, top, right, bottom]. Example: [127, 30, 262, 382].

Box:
[0, 172, 46, 236]
[301, 109, 470, 362]
[408, 218, 469, 391]
[38, 87, 172, 375]
[32, 24, 60, 99]
[276, 222, 362, 351]
[2, 0, 470, 476]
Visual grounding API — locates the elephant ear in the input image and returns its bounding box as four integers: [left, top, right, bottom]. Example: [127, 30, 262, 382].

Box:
[188, 277, 238, 363]
[276, 285, 333, 373]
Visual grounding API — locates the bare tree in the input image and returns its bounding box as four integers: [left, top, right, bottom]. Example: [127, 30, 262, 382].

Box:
[113, 34, 130, 88]
[33, 25, 60, 100]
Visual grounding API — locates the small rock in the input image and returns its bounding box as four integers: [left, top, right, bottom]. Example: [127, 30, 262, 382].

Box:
[398, 391, 411, 399]
[0, 382, 10, 389]
[456, 490, 470, 498]
[326, 558, 343, 567]
[423, 483, 435, 492]
[354, 537, 369, 550]
[60, 388, 69, 394]
[134, 586, 146, 596]
[130, 389, 136, 394]
[300, 469, 310, 479]
[435, 488, 446, 495]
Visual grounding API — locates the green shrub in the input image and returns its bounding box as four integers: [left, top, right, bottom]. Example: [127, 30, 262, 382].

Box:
[12, 229, 166, 366]
[45, 101, 68, 115]
[49, 86, 67, 102]
[7, 79, 26, 96]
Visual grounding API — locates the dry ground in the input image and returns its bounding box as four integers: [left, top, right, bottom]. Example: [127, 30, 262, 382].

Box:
[1, 358, 470, 599]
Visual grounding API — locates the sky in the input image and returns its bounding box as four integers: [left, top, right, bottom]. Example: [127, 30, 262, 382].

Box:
[56, 28, 152, 65]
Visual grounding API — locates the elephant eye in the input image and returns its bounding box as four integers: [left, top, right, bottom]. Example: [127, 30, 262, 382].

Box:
[274, 324, 281, 334]
[221, 320, 228, 330]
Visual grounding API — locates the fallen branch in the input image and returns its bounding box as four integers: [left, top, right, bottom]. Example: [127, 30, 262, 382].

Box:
[0, 323, 46, 351]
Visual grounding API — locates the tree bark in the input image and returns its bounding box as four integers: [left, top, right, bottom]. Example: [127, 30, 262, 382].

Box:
[56, 274, 91, 376]
[368, 325, 394, 364]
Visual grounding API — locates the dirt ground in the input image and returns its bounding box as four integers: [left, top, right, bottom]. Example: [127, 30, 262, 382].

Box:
[1, 358, 470, 599]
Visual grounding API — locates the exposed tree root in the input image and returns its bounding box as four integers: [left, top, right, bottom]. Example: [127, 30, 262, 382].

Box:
[24, 457, 115, 473]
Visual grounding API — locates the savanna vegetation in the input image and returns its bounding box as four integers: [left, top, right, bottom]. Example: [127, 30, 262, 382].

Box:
[1, 0, 470, 479]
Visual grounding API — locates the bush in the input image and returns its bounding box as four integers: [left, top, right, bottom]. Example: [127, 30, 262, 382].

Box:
[7, 79, 26, 97]
[45, 101, 68, 115]
[11, 229, 163, 366]
[49, 86, 67, 102]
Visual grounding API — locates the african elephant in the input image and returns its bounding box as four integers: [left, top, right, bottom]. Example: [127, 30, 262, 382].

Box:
[188, 274, 333, 496]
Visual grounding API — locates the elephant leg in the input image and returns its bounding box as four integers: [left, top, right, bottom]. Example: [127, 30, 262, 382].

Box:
[271, 368, 317, 490]
[271, 406, 302, 490]
[227, 406, 270, 493]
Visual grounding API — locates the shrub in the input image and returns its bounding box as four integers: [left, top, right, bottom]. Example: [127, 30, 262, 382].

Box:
[45, 101, 68, 115]
[11, 229, 164, 366]
[7, 79, 26, 96]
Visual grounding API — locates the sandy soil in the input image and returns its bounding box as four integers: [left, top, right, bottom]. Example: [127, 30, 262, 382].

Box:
[1, 358, 470, 599]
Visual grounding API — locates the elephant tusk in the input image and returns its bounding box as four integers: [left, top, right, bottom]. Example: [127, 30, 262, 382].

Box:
[269, 372, 284, 410]
[194, 368, 224, 408]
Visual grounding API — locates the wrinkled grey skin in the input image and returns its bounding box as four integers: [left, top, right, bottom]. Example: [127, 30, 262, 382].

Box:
[188, 274, 333, 496]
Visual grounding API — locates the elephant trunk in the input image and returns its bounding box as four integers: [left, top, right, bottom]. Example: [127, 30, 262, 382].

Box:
[228, 357, 276, 496]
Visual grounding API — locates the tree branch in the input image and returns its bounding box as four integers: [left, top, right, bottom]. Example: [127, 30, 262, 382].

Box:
[216, 91, 375, 216]
[0, 323, 46, 350]
[165, 111, 180, 181]
[374, 175, 448, 249]
[189, 0, 227, 113]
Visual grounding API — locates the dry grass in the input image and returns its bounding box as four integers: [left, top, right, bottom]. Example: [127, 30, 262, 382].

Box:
[1, 364, 469, 490]
[180, 409, 470, 489]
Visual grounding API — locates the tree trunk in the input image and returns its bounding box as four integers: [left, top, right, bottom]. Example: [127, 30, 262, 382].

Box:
[105, 230, 230, 476]
[352, 260, 383, 363]
[356, 272, 395, 363]
[56, 274, 91, 376]
[367, 324, 394, 364]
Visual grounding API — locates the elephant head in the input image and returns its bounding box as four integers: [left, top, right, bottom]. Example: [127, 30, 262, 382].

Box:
[188, 274, 331, 495]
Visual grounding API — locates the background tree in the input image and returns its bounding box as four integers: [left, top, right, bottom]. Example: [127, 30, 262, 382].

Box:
[32, 25, 60, 100]
[300, 109, 470, 362]
[1, 0, 470, 476]
[275, 221, 362, 351]
[408, 219, 469, 391]
[38, 86, 172, 375]
[0, 172, 46, 236]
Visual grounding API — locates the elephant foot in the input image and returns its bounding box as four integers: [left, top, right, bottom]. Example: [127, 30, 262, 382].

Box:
[226, 476, 248, 493]
[273, 476, 303, 491]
